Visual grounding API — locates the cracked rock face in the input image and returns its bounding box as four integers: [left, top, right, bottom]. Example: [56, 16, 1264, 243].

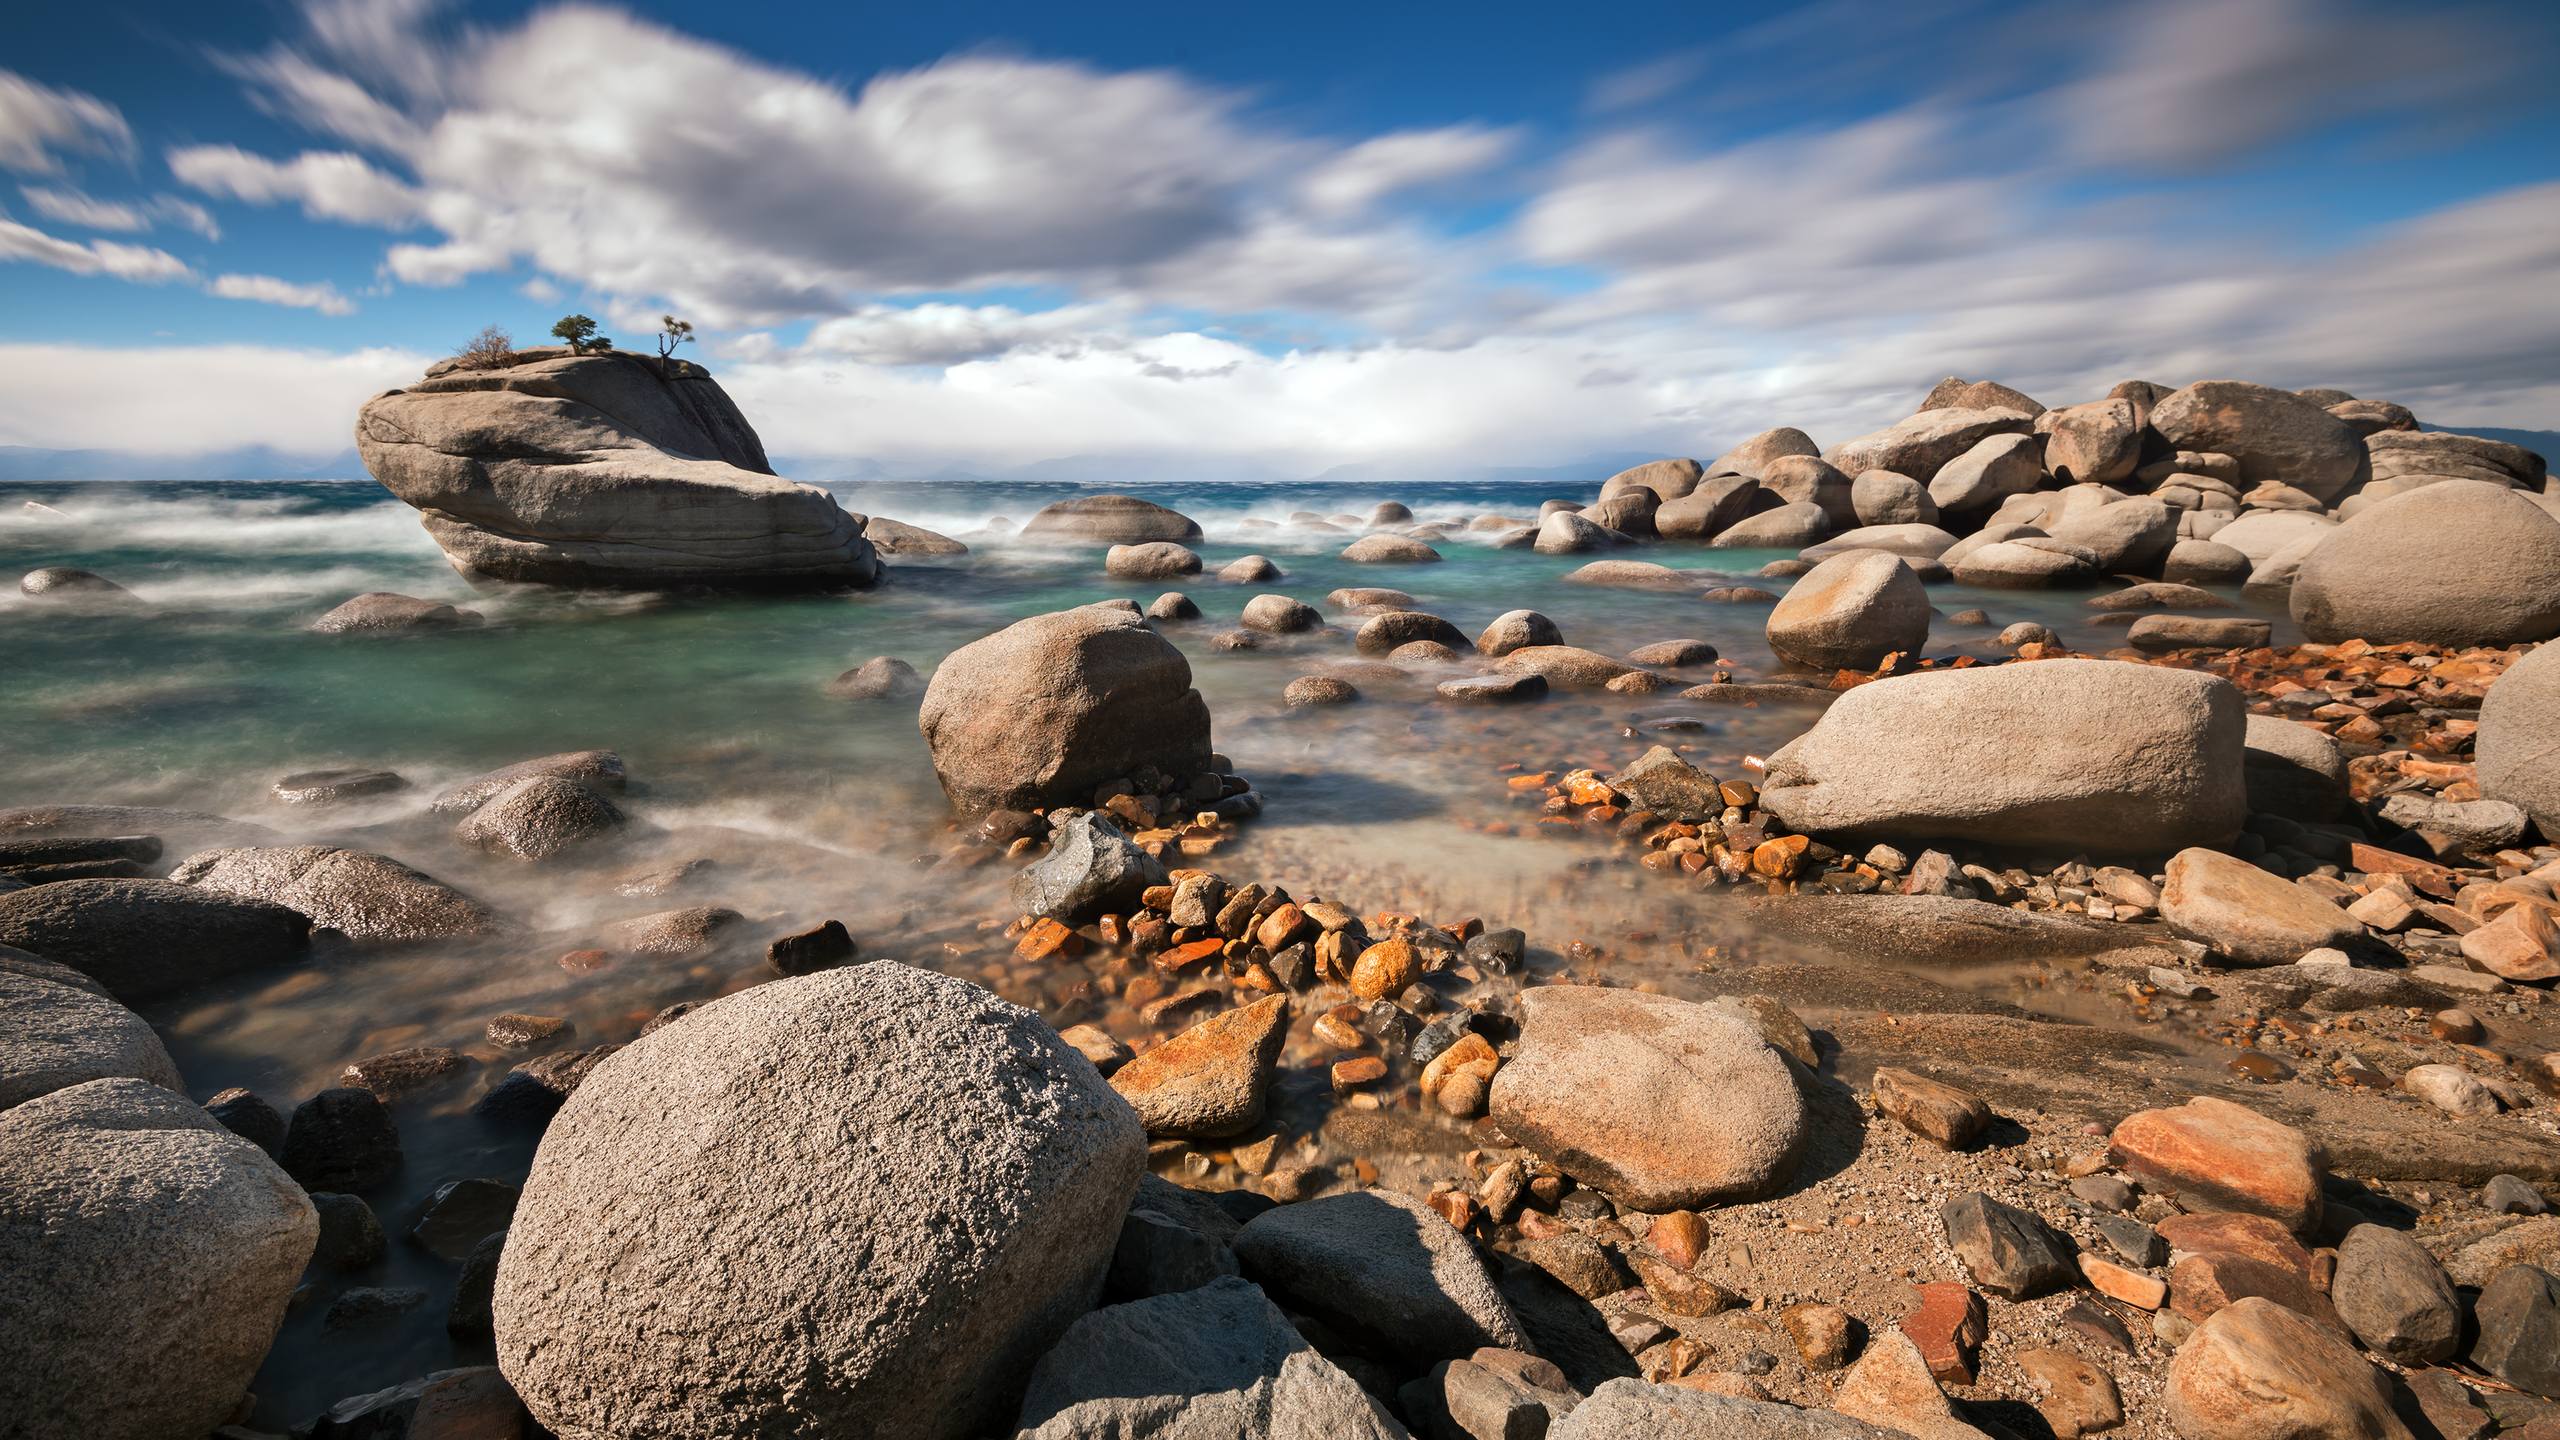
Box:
[356, 348, 878, 589]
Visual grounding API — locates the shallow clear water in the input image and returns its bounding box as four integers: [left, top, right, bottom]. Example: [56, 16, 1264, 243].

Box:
[1, 476, 2290, 1421]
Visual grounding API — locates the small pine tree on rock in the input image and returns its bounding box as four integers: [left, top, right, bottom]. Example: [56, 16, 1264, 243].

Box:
[549, 314, 611, 355]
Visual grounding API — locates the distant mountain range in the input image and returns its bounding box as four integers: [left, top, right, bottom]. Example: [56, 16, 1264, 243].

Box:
[1, 430, 2546, 485]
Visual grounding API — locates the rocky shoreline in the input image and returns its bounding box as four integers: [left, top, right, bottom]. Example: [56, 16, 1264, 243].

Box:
[4, 361, 2559, 1440]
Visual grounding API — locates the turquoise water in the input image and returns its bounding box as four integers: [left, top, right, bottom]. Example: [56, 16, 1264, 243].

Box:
[1, 476, 2287, 1422]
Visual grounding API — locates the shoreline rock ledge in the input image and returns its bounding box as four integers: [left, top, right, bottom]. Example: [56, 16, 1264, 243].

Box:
[493, 963, 1145, 1440]
[356, 346, 880, 589]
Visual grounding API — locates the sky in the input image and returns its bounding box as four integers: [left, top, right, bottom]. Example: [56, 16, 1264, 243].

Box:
[2, 0, 2557, 476]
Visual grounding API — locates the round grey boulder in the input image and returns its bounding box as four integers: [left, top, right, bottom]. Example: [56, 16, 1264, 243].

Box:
[2244, 715, 2350, 823]
[0, 1078, 316, 1440]
[1759, 660, 2247, 855]
[1219, 554, 1282, 583]
[1928, 432, 2046, 514]
[1022, 495, 1203, 544]
[1533, 511, 1616, 554]
[1104, 542, 1203, 580]
[2042, 398, 2142, 485]
[919, 607, 1213, 814]
[1709, 501, 1831, 549]
[2162, 538, 2251, 584]
[2149, 380, 2371, 503]
[828, 655, 925, 700]
[0, 878, 311, 1004]
[1850, 469, 1937, 527]
[455, 776, 627, 862]
[862, 516, 968, 557]
[1765, 552, 1930, 672]
[309, 592, 482, 634]
[1476, 609, 1563, 656]
[169, 844, 496, 944]
[1234, 1189, 1527, 1364]
[1355, 610, 1468, 655]
[2291, 480, 2560, 646]
[1488, 986, 1805, 1208]
[2048, 496, 2178, 574]
[0, 961, 182, 1111]
[494, 963, 1145, 1440]
[1240, 594, 1321, 634]
[1340, 533, 1441, 564]
[2479, 641, 2560, 841]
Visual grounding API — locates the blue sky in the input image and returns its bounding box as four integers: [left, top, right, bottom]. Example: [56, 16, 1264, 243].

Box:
[3, 0, 2556, 473]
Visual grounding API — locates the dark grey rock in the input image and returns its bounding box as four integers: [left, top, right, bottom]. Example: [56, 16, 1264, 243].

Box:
[2332, 1223, 2461, 1365]
[2470, 1263, 2560, 1399]
[0, 878, 310, 1004]
[409, 1178, 519, 1262]
[281, 1087, 400, 1192]
[311, 1192, 385, 1271]
[1941, 1191, 2076, 1300]
[1235, 1189, 1526, 1365]
[1012, 812, 1170, 922]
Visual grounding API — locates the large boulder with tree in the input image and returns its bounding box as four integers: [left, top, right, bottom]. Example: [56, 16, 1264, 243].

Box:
[355, 342, 879, 589]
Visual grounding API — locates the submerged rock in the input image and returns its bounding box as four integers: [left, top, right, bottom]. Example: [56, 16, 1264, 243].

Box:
[357, 349, 879, 588]
[1105, 541, 1204, 580]
[309, 591, 483, 633]
[920, 607, 1213, 814]
[495, 964, 1144, 1440]
[431, 749, 627, 814]
[1022, 494, 1203, 544]
[1490, 985, 1805, 1207]
[455, 776, 627, 862]
[170, 844, 496, 944]
[827, 655, 924, 700]
[0, 877, 311, 1003]
[1013, 812, 1170, 924]
[0, 1078, 316, 1440]
[18, 566, 138, 603]
[1341, 533, 1442, 563]
[1760, 661, 2247, 855]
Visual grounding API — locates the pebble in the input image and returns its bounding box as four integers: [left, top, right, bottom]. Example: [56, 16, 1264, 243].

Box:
[1779, 1301, 1859, 1371]
[2484, 1174, 2548, 1215]
[1872, 1067, 1991, 1150]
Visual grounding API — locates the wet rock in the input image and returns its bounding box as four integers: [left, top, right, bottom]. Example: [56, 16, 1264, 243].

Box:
[1356, 610, 1467, 654]
[2151, 380, 2372, 503]
[311, 1191, 386, 1270]
[495, 964, 1144, 1440]
[1761, 660, 2246, 855]
[338, 1045, 466, 1100]
[1606, 746, 1721, 824]
[826, 655, 924, 700]
[767, 918, 857, 976]
[1872, 1068, 1989, 1150]
[473, 1044, 618, 1125]
[411, 1177, 519, 1261]
[2161, 848, 2362, 966]
[301, 1364, 526, 1440]
[2129, 615, 2272, 652]
[1015, 1276, 1402, 1439]
[1476, 609, 1562, 656]
[2167, 1297, 2409, 1440]
[605, 905, 743, 957]
[272, 768, 409, 805]
[1342, 533, 1442, 563]
[0, 1079, 317, 1440]
[359, 350, 877, 587]
[1105, 541, 1204, 580]
[430, 749, 626, 814]
[1109, 995, 1288, 1139]
[1489, 986, 1805, 1208]
[921, 606, 1213, 813]
[1234, 1188, 1527, 1363]
[455, 776, 626, 862]
[0, 877, 311, 1003]
[1764, 551, 1930, 672]
[1534, 511, 1619, 554]
[1146, 591, 1199, 622]
[205, 1086, 285, 1157]
[1326, 586, 1416, 612]
[2332, 1223, 2460, 1364]
[861, 515, 968, 557]
[325, 1285, 430, 1329]
[1494, 645, 1638, 689]
[2471, 1263, 2560, 1399]
[1014, 812, 1170, 922]
[19, 565, 137, 602]
[1023, 495, 1202, 544]
[1283, 675, 1358, 708]
[309, 592, 482, 633]
[2109, 1096, 2323, 1231]
[1628, 638, 1718, 668]
[1942, 1191, 2076, 1300]
[1465, 928, 1526, 976]
[1239, 594, 1320, 635]
[173, 844, 496, 944]
[0, 960, 182, 1110]
[283, 1087, 401, 1191]
[2293, 480, 2560, 646]
[1441, 673, 1548, 704]
[448, 1231, 505, 1339]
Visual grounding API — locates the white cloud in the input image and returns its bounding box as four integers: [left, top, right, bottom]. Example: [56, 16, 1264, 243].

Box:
[20, 184, 221, 239]
[1298, 125, 1519, 215]
[209, 272, 357, 316]
[800, 302, 1133, 366]
[168, 145, 423, 226]
[518, 275, 561, 303]
[0, 218, 192, 282]
[0, 342, 425, 453]
[0, 70, 132, 174]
